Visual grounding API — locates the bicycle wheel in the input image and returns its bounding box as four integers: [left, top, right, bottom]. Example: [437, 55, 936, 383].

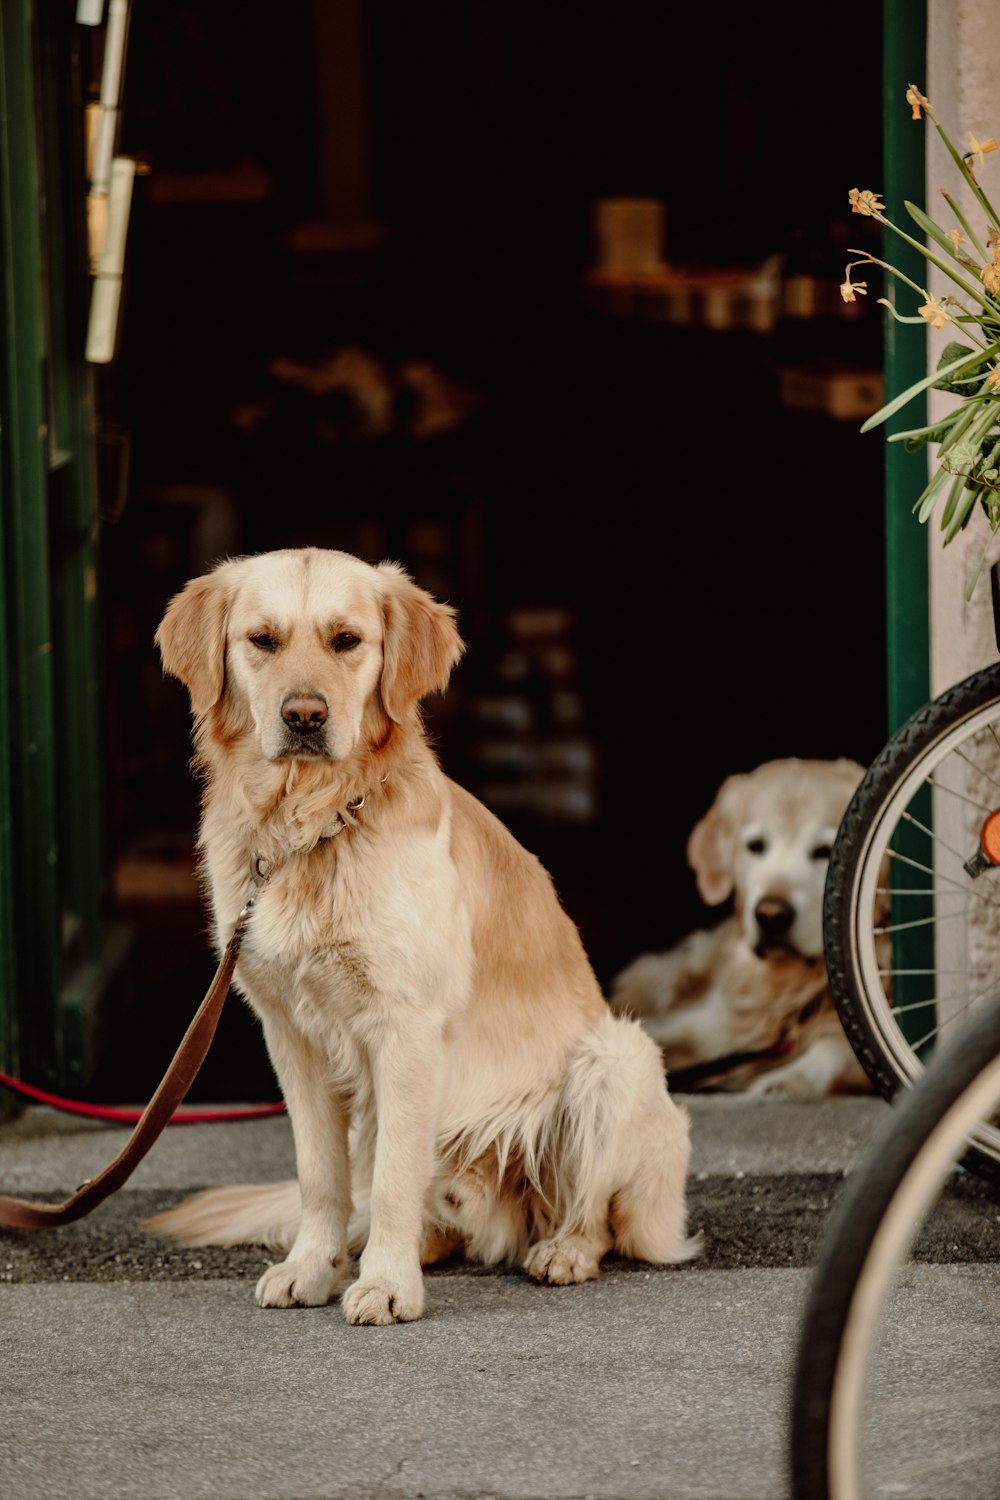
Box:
[790, 992, 1000, 1500]
[824, 659, 1000, 1179]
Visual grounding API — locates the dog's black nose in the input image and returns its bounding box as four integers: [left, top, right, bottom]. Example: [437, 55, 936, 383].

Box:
[755, 896, 795, 941]
[281, 694, 328, 733]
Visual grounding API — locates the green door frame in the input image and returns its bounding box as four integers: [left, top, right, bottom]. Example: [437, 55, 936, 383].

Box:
[880, 1, 933, 1050]
[0, 0, 130, 1093]
[883, 0, 930, 728]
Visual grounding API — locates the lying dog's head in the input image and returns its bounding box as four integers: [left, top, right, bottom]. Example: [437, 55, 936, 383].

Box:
[687, 757, 865, 962]
[155, 548, 465, 765]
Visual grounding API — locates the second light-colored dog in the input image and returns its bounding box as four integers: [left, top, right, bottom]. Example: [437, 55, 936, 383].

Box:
[609, 757, 872, 1099]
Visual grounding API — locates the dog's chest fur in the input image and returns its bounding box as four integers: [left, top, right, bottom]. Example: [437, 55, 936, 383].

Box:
[204, 791, 474, 1050]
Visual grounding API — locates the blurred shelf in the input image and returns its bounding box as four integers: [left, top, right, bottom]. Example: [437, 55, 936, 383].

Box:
[581, 261, 782, 334]
[777, 360, 883, 422]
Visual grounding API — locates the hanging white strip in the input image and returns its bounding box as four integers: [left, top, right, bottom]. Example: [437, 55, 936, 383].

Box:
[76, 0, 106, 24]
[90, 0, 129, 197]
[86, 157, 135, 364]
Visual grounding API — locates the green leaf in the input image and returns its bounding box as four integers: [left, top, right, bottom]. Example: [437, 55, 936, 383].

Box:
[943, 484, 980, 544]
[894, 420, 958, 451]
[937, 340, 976, 368]
[939, 473, 965, 530]
[914, 463, 954, 521]
[965, 543, 993, 601]
[933, 340, 990, 395]
[860, 341, 1000, 433]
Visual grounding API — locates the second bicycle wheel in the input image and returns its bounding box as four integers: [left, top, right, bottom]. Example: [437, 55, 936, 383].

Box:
[824, 659, 1000, 1180]
[790, 989, 1000, 1500]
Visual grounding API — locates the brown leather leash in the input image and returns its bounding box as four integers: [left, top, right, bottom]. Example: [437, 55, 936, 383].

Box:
[0, 859, 270, 1231]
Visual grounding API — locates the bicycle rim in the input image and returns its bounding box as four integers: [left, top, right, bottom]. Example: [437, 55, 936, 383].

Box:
[826, 663, 1000, 1177]
[791, 997, 1000, 1499]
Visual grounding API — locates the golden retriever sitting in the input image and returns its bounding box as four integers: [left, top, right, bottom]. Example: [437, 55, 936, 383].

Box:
[144, 547, 698, 1324]
[609, 757, 872, 1099]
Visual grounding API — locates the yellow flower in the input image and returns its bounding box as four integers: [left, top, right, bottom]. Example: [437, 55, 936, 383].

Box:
[918, 300, 950, 329]
[840, 274, 867, 304]
[982, 261, 1000, 295]
[848, 188, 885, 218]
[966, 132, 998, 171]
[987, 364, 1000, 389]
[947, 228, 968, 246]
[906, 84, 931, 119]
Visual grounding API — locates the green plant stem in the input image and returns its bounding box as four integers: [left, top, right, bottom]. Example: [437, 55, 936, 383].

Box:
[931, 117, 1000, 237]
[939, 190, 992, 264]
[896, 207, 994, 309]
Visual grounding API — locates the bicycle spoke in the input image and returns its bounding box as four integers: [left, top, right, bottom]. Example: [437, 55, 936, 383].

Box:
[822, 660, 1000, 1182]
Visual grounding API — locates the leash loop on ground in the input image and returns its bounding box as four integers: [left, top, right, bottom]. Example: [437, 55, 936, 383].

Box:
[0, 861, 272, 1232]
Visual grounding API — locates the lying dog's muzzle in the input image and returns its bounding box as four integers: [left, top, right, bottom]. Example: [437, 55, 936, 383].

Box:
[752, 895, 805, 958]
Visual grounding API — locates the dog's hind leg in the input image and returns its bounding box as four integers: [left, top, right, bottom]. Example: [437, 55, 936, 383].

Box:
[523, 1223, 613, 1284]
[523, 1011, 700, 1283]
[607, 1025, 702, 1265]
[430, 1154, 533, 1269]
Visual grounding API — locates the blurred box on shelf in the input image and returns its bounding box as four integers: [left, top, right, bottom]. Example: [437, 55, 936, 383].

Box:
[781, 274, 843, 320]
[777, 361, 883, 422]
[592, 197, 667, 273]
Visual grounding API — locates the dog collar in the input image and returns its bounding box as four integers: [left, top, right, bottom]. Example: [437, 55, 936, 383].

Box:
[250, 773, 389, 871]
[327, 771, 389, 839]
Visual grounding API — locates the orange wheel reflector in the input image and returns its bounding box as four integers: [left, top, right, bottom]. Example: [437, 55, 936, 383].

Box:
[981, 809, 1000, 865]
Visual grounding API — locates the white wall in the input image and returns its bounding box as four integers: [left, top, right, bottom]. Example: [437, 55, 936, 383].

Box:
[926, 0, 1000, 691]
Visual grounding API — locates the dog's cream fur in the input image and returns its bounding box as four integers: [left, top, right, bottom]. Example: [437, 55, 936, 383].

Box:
[144, 547, 698, 1324]
[609, 758, 873, 1099]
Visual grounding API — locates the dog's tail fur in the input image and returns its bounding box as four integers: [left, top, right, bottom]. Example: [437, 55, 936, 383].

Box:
[143, 1174, 378, 1256]
[142, 1181, 302, 1252]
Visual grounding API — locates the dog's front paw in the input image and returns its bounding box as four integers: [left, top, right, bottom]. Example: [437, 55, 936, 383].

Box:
[523, 1234, 601, 1285]
[341, 1271, 425, 1325]
[745, 1067, 820, 1101]
[255, 1255, 348, 1308]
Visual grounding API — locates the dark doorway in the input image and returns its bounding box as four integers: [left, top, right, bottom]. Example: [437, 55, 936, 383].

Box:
[91, 2, 888, 1100]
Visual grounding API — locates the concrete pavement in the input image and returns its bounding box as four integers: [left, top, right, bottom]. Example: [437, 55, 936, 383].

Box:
[1, 1094, 997, 1500]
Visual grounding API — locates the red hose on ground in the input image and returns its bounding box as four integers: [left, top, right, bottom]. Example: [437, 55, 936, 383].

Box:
[0, 1070, 286, 1124]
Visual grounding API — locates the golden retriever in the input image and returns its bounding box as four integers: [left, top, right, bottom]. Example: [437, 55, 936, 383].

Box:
[144, 547, 698, 1324]
[608, 758, 873, 1099]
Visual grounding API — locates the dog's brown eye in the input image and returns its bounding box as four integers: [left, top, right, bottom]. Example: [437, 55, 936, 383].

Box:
[249, 633, 277, 652]
[746, 837, 767, 855]
[334, 632, 361, 653]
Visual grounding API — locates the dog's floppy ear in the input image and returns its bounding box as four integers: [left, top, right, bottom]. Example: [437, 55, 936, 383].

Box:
[686, 774, 747, 907]
[376, 561, 465, 722]
[155, 564, 233, 715]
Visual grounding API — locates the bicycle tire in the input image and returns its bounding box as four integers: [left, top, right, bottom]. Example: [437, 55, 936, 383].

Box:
[790, 992, 1000, 1500]
[824, 659, 1000, 1180]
